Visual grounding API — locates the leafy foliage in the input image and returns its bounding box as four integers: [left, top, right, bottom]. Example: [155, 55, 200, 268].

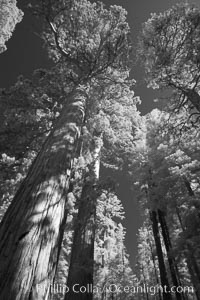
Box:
[0, 0, 23, 53]
[132, 108, 200, 298]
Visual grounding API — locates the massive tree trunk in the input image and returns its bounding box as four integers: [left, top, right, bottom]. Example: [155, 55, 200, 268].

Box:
[150, 211, 172, 300]
[157, 209, 183, 300]
[65, 136, 102, 300]
[0, 88, 86, 300]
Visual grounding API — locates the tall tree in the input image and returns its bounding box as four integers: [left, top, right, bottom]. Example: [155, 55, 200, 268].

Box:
[135, 224, 162, 300]
[130, 108, 200, 299]
[147, 193, 172, 300]
[0, 87, 87, 300]
[157, 209, 183, 300]
[0, 1, 131, 299]
[94, 191, 134, 300]
[65, 135, 102, 300]
[65, 77, 140, 299]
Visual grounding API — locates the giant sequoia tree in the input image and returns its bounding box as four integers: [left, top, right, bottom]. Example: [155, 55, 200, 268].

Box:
[0, 1, 132, 299]
[3, 1, 200, 300]
[64, 77, 140, 299]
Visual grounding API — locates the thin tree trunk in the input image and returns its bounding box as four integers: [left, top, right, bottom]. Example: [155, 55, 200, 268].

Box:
[150, 211, 172, 300]
[182, 178, 200, 278]
[186, 255, 200, 300]
[146, 170, 172, 300]
[141, 265, 149, 300]
[65, 136, 102, 300]
[157, 209, 183, 300]
[176, 207, 200, 300]
[0, 88, 86, 300]
[148, 230, 162, 300]
[176, 207, 185, 232]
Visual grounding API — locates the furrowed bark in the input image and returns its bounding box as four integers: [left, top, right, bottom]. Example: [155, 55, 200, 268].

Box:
[150, 211, 172, 300]
[147, 169, 172, 300]
[0, 88, 86, 300]
[65, 136, 102, 300]
[157, 209, 183, 300]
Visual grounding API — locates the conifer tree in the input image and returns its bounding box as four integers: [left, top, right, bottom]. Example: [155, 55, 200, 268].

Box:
[0, 1, 132, 299]
[64, 78, 140, 299]
[130, 109, 200, 299]
[94, 191, 134, 300]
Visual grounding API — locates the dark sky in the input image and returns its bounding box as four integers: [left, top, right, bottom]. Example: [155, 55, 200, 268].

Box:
[0, 0, 199, 270]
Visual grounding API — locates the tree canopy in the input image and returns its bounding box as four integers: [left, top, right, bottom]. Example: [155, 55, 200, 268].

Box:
[138, 3, 200, 112]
